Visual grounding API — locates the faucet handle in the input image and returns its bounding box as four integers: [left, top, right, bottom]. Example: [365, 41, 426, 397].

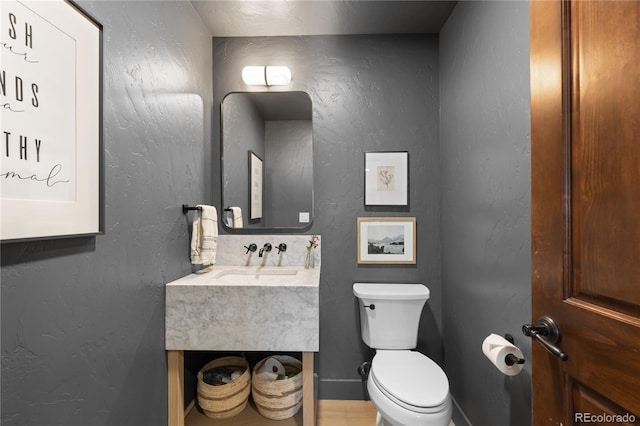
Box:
[244, 243, 257, 254]
[277, 243, 287, 254]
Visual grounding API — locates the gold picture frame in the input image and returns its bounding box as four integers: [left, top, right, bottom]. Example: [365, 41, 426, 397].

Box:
[357, 217, 416, 264]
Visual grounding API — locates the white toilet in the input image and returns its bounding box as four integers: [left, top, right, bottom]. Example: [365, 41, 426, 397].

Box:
[353, 283, 452, 426]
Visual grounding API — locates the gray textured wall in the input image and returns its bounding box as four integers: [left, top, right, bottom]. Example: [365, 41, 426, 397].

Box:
[221, 94, 264, 226]
[265, 120, 313, 228]
[213, 35, 441, 398]
[1, 3, 534, 423]
[0, 2, 212, 425]
[439, 2, 532, 425]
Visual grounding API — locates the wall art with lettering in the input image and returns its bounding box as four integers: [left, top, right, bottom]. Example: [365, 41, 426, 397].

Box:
[0, 0, 102, 241]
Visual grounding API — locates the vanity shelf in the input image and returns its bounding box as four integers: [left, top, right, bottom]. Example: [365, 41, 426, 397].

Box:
[184, 400, 305, 425]
[168, 351, 316, 426]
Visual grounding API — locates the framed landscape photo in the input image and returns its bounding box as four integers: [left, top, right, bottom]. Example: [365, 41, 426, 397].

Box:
[364, 151, 409, 206]
[0, 0, 103, 241]
[248, 150, 263, 220]
[357, 217, 416, 264]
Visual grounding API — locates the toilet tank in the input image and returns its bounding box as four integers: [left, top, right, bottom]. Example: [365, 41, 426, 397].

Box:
[353, 283, 430, 350]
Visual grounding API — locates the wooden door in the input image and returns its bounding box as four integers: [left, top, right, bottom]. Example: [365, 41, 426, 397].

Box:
[530, 1, 640, 424]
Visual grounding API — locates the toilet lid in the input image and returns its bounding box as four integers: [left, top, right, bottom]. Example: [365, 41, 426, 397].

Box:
[371, 351, 449, 411]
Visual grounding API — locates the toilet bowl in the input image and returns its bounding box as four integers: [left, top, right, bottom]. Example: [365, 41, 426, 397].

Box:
[367, 350, 451, 426]
[353, 283, 452, 426]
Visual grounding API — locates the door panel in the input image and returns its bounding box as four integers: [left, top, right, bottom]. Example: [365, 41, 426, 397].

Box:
[531, 1, 640, 424]
[573, 382, 637, 426]
[570, 0, 640, 310]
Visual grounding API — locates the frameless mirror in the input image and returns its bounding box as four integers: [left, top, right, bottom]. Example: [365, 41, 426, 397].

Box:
[221, 92, 313, 230]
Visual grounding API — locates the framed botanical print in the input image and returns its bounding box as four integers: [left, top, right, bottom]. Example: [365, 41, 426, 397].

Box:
[364, 151, 409, 206]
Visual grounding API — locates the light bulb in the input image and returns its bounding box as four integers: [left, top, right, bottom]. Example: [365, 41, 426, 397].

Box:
[265, 66, 291, 86]
[242, 66, 266, 85]
[241, 66, 291, 86]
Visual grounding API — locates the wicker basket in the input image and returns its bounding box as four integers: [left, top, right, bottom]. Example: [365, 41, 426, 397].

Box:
[251, 355, 303, 420]
[197, 356, 250, 419]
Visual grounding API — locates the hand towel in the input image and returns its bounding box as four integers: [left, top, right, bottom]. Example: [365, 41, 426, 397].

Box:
[229, 206, 243, 228]
[190, 205, 218, 265]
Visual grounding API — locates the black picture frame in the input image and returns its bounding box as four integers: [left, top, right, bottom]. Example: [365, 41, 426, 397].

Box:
[1, 0, 103, 242]
[248, 150, 263, 220]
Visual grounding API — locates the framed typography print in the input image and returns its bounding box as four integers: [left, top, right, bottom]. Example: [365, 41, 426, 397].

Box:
[364, 151, 409, 206]
[249, 150, 263, 220]
[0, 0, 103, 241]
[357, 217, 416, 264]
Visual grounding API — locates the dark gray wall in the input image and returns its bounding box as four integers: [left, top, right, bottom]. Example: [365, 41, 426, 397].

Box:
[439, 2, 531, 425]
[213, 35, 441, 398]
[265, 120, 313, 228]
[0, 2, 212, 425]
[221, 94, 264, 225]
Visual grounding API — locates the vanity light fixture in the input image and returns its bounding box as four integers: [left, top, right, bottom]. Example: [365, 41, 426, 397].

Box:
[242, 66, 291, 86]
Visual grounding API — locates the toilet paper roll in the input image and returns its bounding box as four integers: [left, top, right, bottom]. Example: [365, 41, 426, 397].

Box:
[257, 357, 286, 381]
[482, 333, 525, 376]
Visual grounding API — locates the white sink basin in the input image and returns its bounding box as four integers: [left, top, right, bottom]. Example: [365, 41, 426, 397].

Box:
[211, 268, 299, 283]
[215, 268, 298, 277]
[181, 265, 319, 287]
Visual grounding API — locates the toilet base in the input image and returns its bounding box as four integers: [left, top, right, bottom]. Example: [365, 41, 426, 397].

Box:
[377, 411, 403, 426]
[373, 406, 451, 426]
[368, 376, 451, 426]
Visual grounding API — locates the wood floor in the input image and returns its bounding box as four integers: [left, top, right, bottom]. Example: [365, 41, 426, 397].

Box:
[317, 400, 455, 426]
[317, 400, 377, 426]
[185, 399, 454, 426]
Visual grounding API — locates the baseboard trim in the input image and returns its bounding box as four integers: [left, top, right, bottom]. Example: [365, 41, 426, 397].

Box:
[318, 378, 365, 400]
[451, 395, 472, 426]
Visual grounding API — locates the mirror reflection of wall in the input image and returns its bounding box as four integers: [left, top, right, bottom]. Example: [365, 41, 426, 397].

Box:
[221, 92, 313, 230]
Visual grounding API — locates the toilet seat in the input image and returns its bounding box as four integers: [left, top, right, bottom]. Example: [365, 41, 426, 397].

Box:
[370, 351, 449, 414]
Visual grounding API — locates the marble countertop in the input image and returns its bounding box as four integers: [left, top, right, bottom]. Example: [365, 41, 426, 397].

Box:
[165, 263, 319, 352]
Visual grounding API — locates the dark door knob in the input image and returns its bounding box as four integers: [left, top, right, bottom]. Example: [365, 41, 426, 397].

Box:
[522, 316, 568, 361]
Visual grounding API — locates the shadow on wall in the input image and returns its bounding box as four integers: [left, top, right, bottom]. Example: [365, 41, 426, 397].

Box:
[417, 306, 442, 365]
[506, 369, 532, 426]
[1, 236, 96, 266]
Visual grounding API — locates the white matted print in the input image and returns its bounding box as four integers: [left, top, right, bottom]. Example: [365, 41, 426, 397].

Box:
[364, 151, 408, 206]
[357, 217, 416, 264]
[0, 0, 102, 241]
[249, 150, 263, 220]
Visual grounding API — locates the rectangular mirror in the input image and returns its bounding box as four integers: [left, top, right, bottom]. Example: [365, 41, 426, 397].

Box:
[221, 91, 313, 230]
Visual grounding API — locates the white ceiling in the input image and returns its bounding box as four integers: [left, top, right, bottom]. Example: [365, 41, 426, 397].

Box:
[190, 1, 457, 37]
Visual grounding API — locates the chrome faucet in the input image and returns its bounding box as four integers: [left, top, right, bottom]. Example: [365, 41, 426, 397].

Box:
[259, 243, 272, 257]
